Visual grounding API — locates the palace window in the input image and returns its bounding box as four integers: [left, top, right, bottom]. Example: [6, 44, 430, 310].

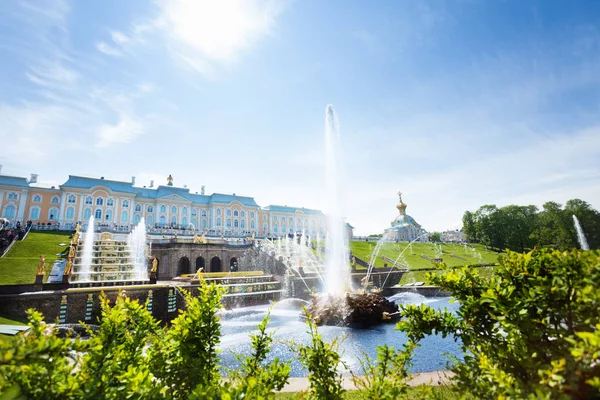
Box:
[7, 192, 18, 201]
[217, 209, 221, 216]
[234, 219, 239, 228]
[191, 208, 196, 216]
[262, 223, 267, 232]
[201, 218, 207, 229]
[171, 206, 177, 214]
[290, 225, 294, 232]
[160, 205, 166, 213]
[146, 215, 153, 225]
[201, 210, 207, 217]
[241, 211, 245, 217]
[159, 215, 166, 226]
[182, 217, 188, 227]
[121, 211, 128, 222]
[216, 217, 222, 227]
[48, 207, 59, 221]
[122, 200, 129, 208]
[241, 220, 246, 229]
[170, 215, 177, 226]
[96, 197, 104, 206]
[95, 209, 102, 219]
[233, 210, 239, 217]
[274, 223, 278, 233]
[32, 194, 42, 203]
[250, 221, 255, 230]
[67, 195, 76, 204]
[51, 196, 60, 204]
[106, 198, 114, 207]
[66, 207, 75, 220]
[148, 205, 154, 213]
[30, 207, 40, 220]
[133, 214, 141, 224]
[227, 218, 232, 228]
[2, 205, 16, 219]
[105, 210, 113, 221]
[227, 209, 232, 217]
[250, 212, 254, 219]
[83, 208, 92, 220]
[182, 207, 188, 215]
[273, 216, 278, 222]
[85, 196, 93, 205]
[262, 215, 266, 221]
[135, 204, 142, 212]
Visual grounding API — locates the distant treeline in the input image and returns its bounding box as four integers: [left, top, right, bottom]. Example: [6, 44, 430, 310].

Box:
[462, 199, 599, 252]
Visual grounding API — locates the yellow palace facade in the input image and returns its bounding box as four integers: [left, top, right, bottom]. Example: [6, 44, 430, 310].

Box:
[0, 171, 329, 238]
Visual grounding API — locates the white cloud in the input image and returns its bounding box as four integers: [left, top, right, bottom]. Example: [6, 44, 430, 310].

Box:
[96, 41, 122, 56]
[25, 61, 79, 89]
[96, 114, 145, 148]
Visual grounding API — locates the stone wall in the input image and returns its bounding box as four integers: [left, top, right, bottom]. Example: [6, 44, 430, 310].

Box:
[151, 242, 254, 279]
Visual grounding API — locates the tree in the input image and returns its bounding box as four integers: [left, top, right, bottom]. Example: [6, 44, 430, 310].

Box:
[398, 249, 600, 399]
[501, 205, 537, 252]
[429, 232, 441, 243]
[565, 199, 600, 250]
[474, 205, 506, 251]
[462, 211, 477, 243]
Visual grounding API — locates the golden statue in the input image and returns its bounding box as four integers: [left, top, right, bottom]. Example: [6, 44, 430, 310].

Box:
[167, 174, 173, 186]
[64, 260, 73, 275]
[36, 255, 45, 275]
[87, 293, 93, 302]
[68, 245, 76, 259]
[75, 223, 81, 234]
[151, 257, 158, 272]
[72, 232, 80, 244]
[193, 233, 200, 243]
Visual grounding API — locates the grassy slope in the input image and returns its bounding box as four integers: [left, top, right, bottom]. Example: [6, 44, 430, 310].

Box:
[0, 231, 71, 285]
[274, 386, 459, 399]
[350, 241, 503, 269]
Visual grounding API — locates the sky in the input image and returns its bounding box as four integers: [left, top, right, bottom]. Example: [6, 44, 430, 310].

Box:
[1, 0, 599, 235]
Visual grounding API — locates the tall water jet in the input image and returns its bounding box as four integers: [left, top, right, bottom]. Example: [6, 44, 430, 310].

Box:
[573, 215, 590, 251]
[79, 216, 95, 282]
[324, 105, 351, 294]
[129, 221, 149, 280]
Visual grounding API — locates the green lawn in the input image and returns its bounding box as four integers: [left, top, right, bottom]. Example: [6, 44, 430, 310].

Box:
[0, 315, 27, 341]
[274, 385, 460, 399]
[0, 231, 72, 285]
[350, 241, 503, 270]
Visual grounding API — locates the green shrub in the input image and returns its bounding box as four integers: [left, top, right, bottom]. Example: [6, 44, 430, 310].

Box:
[398, 249, 600, 399]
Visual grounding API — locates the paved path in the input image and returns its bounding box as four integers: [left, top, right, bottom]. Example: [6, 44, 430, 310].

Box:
[279, 370, 455, 392]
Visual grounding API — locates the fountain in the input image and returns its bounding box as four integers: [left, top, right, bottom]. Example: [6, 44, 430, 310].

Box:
[69, 220, 149, 284]
[79, 216, 95, 282]
[305, 105, 398, 327]
[573, 215, 590, 251]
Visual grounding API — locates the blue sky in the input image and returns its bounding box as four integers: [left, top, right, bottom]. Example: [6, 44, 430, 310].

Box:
[1, 0, 599, 235]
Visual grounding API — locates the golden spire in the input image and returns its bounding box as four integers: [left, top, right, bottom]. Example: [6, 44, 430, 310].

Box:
[396, 191, 407, 215]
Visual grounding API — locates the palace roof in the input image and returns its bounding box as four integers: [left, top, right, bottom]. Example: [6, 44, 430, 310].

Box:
[0, 174, 30, 188]
[262, 205, 324, 216]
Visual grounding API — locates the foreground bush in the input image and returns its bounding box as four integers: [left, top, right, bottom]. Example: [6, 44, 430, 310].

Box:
[398, 248, 600, 399]
[0, 284, 291, 399]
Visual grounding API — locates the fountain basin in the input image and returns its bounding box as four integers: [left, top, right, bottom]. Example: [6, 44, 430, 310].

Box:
[305, 292, 399, 328]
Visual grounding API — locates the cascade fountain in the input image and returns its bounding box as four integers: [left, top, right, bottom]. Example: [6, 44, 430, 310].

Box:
[79, 216, 95, 282]
[129, 221, 149, 280]
[305, 105, 398, 327]
[573, 215, 590, 251]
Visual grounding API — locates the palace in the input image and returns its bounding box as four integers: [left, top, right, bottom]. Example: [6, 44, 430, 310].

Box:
[383, 191, 427, 242]
[0, 169, 330, 238]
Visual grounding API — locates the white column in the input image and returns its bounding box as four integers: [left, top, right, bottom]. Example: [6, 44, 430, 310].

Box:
[58, 191, 67, 224]
[17, 189, 28, 221]
[130, 198, 136, 225]
[0, 190, 5, 210]
[77, 194, 84, 222]
[154, 202, 159, 226]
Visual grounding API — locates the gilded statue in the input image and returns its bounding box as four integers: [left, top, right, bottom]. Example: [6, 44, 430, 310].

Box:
[36, 255, 45, 275]
[64, 260, 73, 275]
[167, 174, 173, 186]
[151, 257, 158, 272]
[75, 223, 81, 234]
[68, 245, 76, 259]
